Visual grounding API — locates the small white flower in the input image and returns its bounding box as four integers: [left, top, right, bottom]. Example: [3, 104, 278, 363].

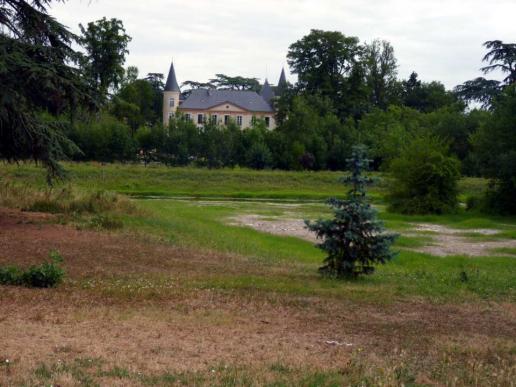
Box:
[5, 359, 10, 364]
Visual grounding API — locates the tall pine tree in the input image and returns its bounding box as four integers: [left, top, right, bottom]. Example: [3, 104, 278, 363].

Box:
[306, 145, 397, 278]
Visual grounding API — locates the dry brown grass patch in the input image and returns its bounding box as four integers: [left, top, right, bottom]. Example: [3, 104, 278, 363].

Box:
[1, 208, 515, 386]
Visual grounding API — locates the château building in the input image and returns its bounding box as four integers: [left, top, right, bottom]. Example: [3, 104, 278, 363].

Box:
[162, 62, 287, 129]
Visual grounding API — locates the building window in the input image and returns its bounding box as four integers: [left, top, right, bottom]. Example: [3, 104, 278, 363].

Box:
[251, 116, 257, 126]
[197, 114, 204, 124]
[236, 116, 243, 126]
[265, 116, 270, 128]
[185, 113, 191, 121]
[211, 114, 217, 124]
[169, 97, 175, 108]
[168, 112, 174, 121]
[224, 115, 230, 125]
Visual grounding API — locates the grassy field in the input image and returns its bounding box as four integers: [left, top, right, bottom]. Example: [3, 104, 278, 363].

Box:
[1, 162, 515, 386]
[0, 161, 487, 201]
[0, 162, 351, 200]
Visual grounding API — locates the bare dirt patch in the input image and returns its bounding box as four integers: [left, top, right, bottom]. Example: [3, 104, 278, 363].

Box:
[0, 208, 254, 279]
[408, 223, 516, 257]
[229, 214, 318, 243]
[229, 215, 516, 257]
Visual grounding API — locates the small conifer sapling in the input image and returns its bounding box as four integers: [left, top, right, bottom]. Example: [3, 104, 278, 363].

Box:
[306, 145, 398, 278]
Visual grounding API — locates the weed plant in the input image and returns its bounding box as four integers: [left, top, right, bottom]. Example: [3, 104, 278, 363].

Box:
[0, 250, 65, 288]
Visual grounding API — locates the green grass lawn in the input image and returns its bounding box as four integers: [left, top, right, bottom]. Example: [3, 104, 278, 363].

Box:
[0, 161, 488, 201]
[1, 161, 515, 304]
[121, 198, 516, 303]
[0, 162, 350, 199]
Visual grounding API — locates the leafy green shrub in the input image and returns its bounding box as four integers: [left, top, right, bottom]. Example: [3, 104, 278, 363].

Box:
[245, 142, 273, 169]
[0, 266, 23, 285]
[0, 250, 65, 288]
[387, 135, 461, 214]
[306, 145, 398, 278]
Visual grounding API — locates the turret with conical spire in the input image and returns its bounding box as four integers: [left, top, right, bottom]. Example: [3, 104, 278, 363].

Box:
[278, 68, 287, 87]
[163, 61, 181, 125]
[276, 68, 288, 96]
[164, 62, 181, 92]
[260, 79, 274, 105]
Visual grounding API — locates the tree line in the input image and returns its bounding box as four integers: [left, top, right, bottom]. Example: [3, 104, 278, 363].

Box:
[1, 2, 515, 214]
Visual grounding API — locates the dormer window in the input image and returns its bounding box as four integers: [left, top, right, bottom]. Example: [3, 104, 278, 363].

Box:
[169, 97, 175, 108]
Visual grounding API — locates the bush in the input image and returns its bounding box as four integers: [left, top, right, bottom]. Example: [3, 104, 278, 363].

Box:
[0, 250, 65, 288]
[245, 142, 273, 169]
[0, 266, 23, 285]
[387, 135, 461, 214]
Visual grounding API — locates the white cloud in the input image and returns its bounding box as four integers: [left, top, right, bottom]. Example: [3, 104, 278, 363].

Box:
[50, 0, 516, 88]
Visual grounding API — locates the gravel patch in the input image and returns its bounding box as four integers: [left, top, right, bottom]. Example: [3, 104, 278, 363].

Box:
[229, 216, 516, 257]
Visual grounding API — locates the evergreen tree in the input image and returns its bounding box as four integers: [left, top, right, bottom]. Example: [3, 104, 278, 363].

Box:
[306, 145, 397, 278]
[455, 40, 516, 108]
[0, 0, 93, 182]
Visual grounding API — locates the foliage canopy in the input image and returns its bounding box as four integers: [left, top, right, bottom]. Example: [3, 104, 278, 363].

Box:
[470, 85, 516, 214]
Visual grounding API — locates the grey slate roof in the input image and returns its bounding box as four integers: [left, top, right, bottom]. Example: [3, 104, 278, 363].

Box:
[164, 62, 181, 92]
[180, 89, 274, 112]
[260, 79, 275, 105]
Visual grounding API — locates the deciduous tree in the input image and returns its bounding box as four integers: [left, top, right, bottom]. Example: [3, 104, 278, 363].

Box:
[470, 85, 516, 213]
[287, 29, 361, 95]
[363, 39, 398, 109]
[209, 74, 261, 92]
[78, 17, 131, 104]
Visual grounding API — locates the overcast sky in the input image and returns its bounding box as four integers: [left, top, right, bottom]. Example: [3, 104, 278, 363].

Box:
[50, 0, 515, 89]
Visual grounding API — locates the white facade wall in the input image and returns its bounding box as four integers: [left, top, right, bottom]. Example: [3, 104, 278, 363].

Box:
[179, 102, 276, 129]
